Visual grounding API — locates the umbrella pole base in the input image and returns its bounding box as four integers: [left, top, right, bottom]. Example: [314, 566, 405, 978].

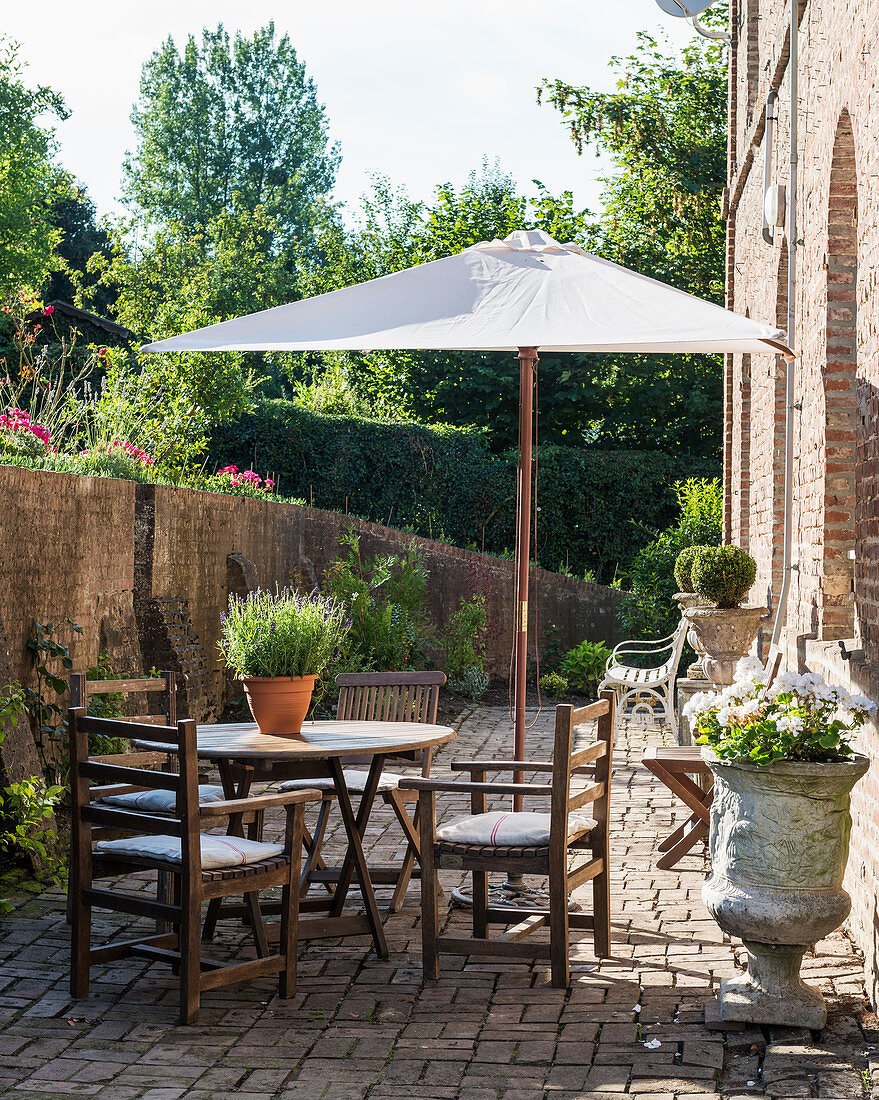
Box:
[451, 877, 581, 912]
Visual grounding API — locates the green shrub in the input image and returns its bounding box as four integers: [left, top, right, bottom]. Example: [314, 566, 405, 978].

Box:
[440, 594, 488, 696]
[674, 544, 709, 593]
[691, 545, 757, 608]
[539, 670, 569, 697]
[560, 640, 612, 693]
[209, 400, 717, 583]
[618, 479, 722, 641]
[323, 527, 431, 671]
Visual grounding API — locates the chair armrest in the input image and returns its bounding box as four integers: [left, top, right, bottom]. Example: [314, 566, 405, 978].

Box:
[451, 759, 554, 773]
[199, 789, 323, 818]
[398, 778, 553, 797]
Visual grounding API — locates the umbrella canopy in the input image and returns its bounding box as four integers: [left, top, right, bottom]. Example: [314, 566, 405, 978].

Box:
[142, 230, 789, 356]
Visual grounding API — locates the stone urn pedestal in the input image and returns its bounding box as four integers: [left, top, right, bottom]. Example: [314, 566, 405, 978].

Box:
[702, 750, 870, 1028]
[681, 606, 764, 688]
[674, 593, 709, 680]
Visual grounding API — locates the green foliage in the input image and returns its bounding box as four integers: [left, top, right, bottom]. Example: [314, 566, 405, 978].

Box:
[219, 588, 350, 680]
[123, 22, 338, 257]
[441, 594, 488, 696]
[618, 478, 722, 640]
[539, 670, 569, 697]
[674, 544, 709, 593]
[691, 545, 756, 608]
[25, 618, 80, 778]
[0, 38, 70, 297]
[45, 186, 115, 313]
[688, 659, 876, 765]
[0, 682, 64, 882]
[323, 528, 431, 671]
[538, 26, 728, 457]
[210, 401, 714, 583]
[560, 640, 612, 693]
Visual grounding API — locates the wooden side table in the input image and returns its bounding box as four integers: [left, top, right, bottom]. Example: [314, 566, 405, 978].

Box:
[641, 746, 713, 870]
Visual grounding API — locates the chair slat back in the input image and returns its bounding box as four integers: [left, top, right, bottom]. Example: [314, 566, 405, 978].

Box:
[550, 690, 616, 851]
[69, 709, 201, 868]
[70, 671, 177, 726]
[335, 671, 446, 768]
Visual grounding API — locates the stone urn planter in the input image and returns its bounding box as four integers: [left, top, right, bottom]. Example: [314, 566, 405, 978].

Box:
[674, 593, 709, 680]
[681, 606, 764, 688]
[702, 749, 870, 1028]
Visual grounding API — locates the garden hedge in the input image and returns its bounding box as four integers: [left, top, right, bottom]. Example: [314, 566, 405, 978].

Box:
[209, 401, 716, 583]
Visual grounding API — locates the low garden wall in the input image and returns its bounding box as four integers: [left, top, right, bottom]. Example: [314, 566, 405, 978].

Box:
[0, 465, 624, 742]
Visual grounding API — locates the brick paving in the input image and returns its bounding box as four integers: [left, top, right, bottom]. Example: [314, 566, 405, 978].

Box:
[1, 706, 877, 1099]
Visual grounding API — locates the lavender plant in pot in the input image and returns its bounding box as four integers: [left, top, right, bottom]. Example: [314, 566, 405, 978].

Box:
[687, 659, 874, 1027]
[219, 589, 351, 737]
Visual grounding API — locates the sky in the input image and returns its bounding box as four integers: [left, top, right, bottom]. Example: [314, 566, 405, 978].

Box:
[5, 0, 697, 224]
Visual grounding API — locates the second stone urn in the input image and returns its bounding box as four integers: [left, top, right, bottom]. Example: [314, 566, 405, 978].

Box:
[681, 605, 765, 688]
[702, 750, 869, 1028]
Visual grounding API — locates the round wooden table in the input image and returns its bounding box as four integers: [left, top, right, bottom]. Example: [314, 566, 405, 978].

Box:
[188, 720, 456, 957]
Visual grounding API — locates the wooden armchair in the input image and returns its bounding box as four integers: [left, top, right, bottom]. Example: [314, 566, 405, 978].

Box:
[400, 690, 616, 987]
[69, 710, 321, 1025]
[67, 672, 228, 925]
[278, 670, 446, 912]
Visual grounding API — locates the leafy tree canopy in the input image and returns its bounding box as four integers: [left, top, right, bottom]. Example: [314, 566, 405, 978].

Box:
[45, 186, 116, 313]
[0, 38, 70, 298]
[123, 22, 339, 259]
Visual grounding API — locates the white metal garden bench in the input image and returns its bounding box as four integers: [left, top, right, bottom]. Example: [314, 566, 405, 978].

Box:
[598, 617, 689, 732]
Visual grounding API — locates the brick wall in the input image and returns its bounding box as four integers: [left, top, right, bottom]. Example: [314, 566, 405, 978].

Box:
[725, 0, 879, 1006]
[0, 465, 624, 733]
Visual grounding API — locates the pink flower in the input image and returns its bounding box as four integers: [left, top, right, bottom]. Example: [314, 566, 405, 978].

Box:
[43, 306, 54, 317]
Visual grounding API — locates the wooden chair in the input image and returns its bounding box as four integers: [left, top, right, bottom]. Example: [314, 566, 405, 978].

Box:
[401, 690, 616, 987]
[68, 709, 320, 1025]
[67, 672, 227, 925]
[278, 671, 446, 912]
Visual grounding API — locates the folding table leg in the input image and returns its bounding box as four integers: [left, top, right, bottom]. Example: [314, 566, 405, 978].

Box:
[328, 756, 388, 958]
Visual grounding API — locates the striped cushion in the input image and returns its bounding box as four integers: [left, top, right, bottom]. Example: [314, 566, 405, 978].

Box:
[97, 785, 225, 814]
[279, 769, 404, 794]
[435, 810, 595, 848]
[95, 833, 284, 870]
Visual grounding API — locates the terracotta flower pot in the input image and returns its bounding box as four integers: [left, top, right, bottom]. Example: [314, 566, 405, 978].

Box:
[241, 675, 317, 737]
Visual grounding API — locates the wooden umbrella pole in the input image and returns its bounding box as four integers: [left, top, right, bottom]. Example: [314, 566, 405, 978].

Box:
[513, 347, 538, 812]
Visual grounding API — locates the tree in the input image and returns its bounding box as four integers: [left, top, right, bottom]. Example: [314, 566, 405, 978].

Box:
[538, 22, 728, 458]
[0, 38, 69, 298]
[123, 23, 339, 259]
[44, 186, 116, 313]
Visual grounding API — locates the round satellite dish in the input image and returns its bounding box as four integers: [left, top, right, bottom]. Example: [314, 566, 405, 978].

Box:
[654, 0, 717, 16]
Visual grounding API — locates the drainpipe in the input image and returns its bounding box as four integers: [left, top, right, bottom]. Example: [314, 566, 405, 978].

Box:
[770, 0, 798, 649]
[762, 91, 778, 245]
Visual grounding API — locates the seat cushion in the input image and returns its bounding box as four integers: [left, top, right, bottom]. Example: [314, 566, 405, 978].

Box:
[435, 810, 595, 848]
[95, 833, 285, 870]
[279, 768, 404, 794]
[97, 784, 225, 814]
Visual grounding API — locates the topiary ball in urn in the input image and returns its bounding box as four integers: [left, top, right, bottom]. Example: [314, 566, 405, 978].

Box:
[686, 658, 874, 1027]
[219, 589, 351, 737]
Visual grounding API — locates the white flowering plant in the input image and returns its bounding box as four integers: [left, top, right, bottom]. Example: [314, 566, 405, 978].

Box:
[685, 657, 877, 765]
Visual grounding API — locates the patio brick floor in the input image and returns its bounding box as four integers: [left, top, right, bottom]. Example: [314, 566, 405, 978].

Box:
[1, 706, 877, 1099]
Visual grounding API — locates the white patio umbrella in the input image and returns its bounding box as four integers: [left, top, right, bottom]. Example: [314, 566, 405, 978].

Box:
[143, 230, 791, 782]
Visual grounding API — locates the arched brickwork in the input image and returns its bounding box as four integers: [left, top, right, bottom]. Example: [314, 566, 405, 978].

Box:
[821, 110, 858, 639]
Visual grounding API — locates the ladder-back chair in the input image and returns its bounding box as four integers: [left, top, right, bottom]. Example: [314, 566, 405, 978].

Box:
[279, 671, 446, 912]
[401, 690, 616, 987]
[67, 672, 227, 924]
[69, 710, 320, 1025]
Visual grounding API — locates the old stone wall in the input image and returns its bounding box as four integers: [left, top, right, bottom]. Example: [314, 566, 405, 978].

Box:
[726, 0, 879, 1006]
[0, 464, 624, 734]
